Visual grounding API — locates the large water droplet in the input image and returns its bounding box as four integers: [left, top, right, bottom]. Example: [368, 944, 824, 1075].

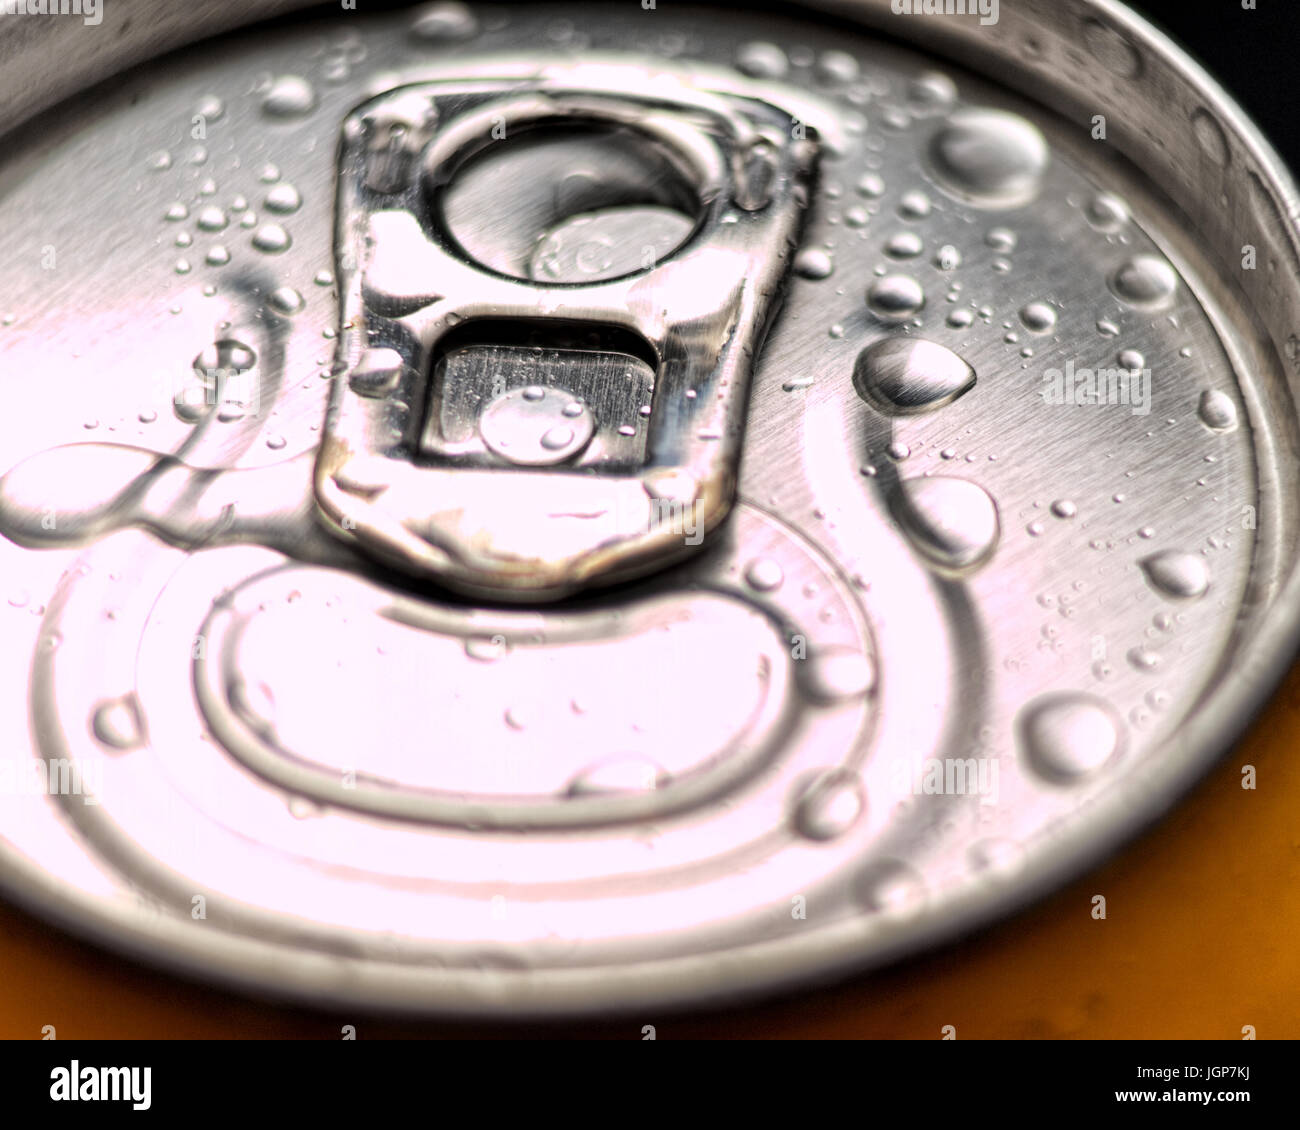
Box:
[1018, 693, 1124, 782]
[853, 337, 976, 415]
[1140, 550, 1210, 600]
[891, 477, 1000, 571]
[1197, 389, 1238, 431]
[1108, 255, 1178, 309]
[927, 108, 1049, 208]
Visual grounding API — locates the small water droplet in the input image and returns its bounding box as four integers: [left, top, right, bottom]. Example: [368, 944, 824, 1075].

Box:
[800, 647, 876, 704]
[91, 696, 145, 751]
[1109, 255, 1178, 309]
[1085, 193, 1129, 232]
[1019, 301, 1057, 333]
[1019, 693, 1124, 782]
[794, 248, 834, 279]
[735, 41, 788, 79]
[744, 558, 785, 592]
[268, 286, 304, 315]
[866, 275, 925, 322]
[792, 770, 865, 840]
[261, 75, 318, 119]
[409, 1, 480, 42]
[252, 224, 292, 253]
[264, 182, 303, 215]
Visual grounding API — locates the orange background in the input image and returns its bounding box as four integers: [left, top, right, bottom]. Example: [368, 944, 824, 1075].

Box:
[2, 662, 1297, 1039]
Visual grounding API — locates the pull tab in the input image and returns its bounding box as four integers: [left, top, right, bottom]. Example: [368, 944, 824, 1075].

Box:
[314, 68, 819, 599]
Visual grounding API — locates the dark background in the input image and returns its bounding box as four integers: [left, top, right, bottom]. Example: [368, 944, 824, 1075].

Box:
[1127, 0, 1299, 172]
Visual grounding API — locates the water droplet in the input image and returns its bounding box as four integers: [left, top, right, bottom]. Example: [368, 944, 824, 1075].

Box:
[268, 286, 304, 315]
[164, 202, 188, 222]
[1051, 499, 1077, 519]
[195, 94, 225, 121]
[793, 248, 834, 279]
[792, 770, 865, 840]
[314, 269, 335, 287]
[205, 245, 231, 266]
[854, 860, 926, 917]
[946, 307, 974, 329]
[91, 695, 145, 751]
[465, 635, 510, 662]
[261, 75, 318, 119]
[259, 164, 282, 183]
[986, 227, 1017, 252]
[409, 1, 479, 42]
[1127, 646, 1161, 672]
[891, 476, 1000, 571]
[963, 838, 1023, 883]
[265, 433, 287, 451]
[866, 275, 925, 322]
[566, 756, 665, 797]
[1019, 693, 1124, 782]
[1197, 389, 1238, 431]
[856, 173, 886, 198]
[907, 71, 957, 110]
[801, 647, 877, 703]
[898, 190, 932, 220]
[853, 337, 975, 415]
[1118, 349, 1145, 370]
[928, 108, 1049, 208]
[252, 224, 292, 253]
[1140, 550, 1210, 599]
[1109, 255, 1178, 309]
[1097, 319, 1120, 337]
[815, 49, 859, 85]
[147, 150, 172, 171]
[744, 558, 785, 592]
[264, 183, 302, 214]
[1085, 193, 1129, 232]
[1019, 301, 1057, 333]
[349, 347, 404, 398]
[885, 231, 923, 259]
[735, 41, 788, 79]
